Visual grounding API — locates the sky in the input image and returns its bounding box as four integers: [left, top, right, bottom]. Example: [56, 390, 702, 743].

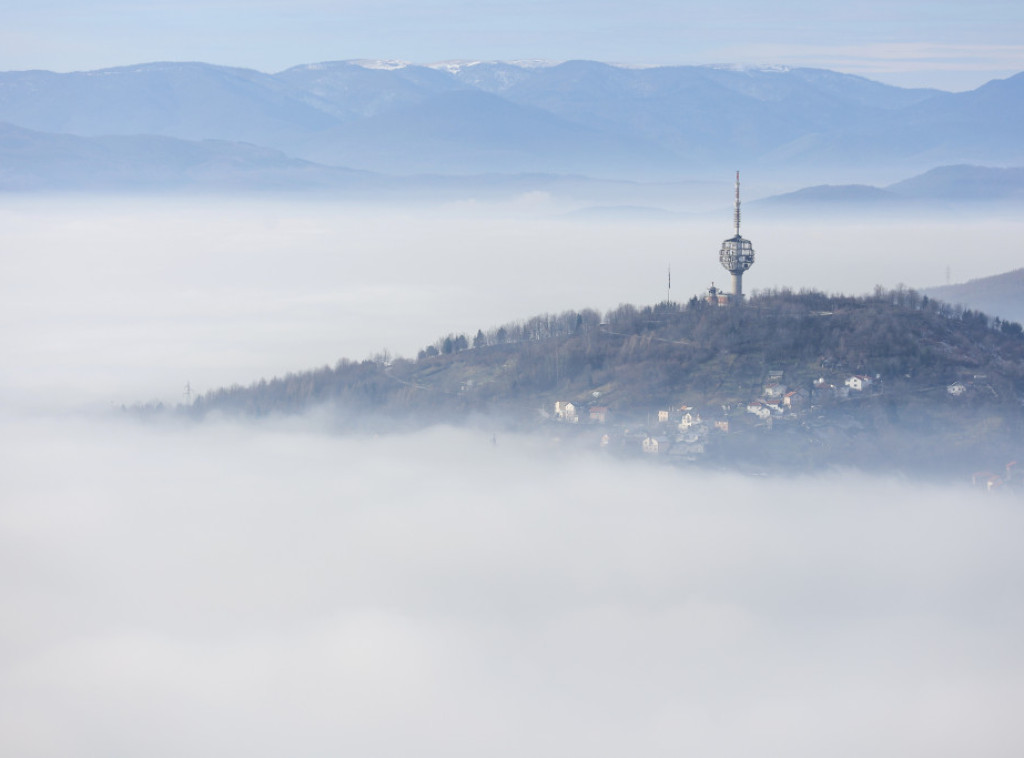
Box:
[1, 0, 1023, 90]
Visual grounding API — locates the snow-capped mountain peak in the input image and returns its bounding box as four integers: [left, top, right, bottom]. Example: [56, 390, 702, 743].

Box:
[703, 63, 793, 74]
[348, 59, 412, 71]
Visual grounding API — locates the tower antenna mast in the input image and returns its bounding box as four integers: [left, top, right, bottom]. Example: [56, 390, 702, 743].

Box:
[718, 170, 755, 301]
[734, 170, 741, 235]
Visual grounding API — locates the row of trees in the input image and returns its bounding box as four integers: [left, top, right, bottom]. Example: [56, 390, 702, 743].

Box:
[404, 287, 1024, 401]
[188, 286, 1024, 423]
[416, 308, 604, 360]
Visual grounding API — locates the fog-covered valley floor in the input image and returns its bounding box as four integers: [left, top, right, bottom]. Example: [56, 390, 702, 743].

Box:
[3, 412, 1023, 757]
[2, 196, 1024, 756]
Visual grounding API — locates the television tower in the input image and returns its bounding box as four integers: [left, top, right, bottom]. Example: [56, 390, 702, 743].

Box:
[718, 171, 755, 300]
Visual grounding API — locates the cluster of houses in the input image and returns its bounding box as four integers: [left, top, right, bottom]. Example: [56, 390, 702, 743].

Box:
[547, 366, 1016, 483]
[552, 398, 715, 460]
[947, 374, 992, 397]
[636, 405, 718, 459]
[744, 372, 807, 421]
[744, 373, 876, 420]
[553, 401, 608, 424]
[550, 369, 892, 458]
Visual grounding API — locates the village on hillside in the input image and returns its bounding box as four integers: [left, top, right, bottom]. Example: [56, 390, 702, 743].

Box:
[546, 366, 1018, 490]
[548, 368, 867, 458]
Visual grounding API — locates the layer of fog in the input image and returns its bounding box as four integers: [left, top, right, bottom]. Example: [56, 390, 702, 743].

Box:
[2, 411, 1022, 758]
[2, 195, 1022, 407]
[3, 195, 1024, 756]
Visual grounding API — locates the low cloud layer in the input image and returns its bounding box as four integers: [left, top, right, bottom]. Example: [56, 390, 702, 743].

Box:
[2, 412, 1022, 757]
[2, 198, 1023, 408]
[3, 196, 1023, 755]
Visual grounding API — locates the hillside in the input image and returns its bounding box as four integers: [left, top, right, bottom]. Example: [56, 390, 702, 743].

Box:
[184, 289, 1024, 480]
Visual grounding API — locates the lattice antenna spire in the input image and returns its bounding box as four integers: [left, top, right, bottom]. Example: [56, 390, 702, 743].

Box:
[718, 171, 755, 299]
[733, 170, 741, 235]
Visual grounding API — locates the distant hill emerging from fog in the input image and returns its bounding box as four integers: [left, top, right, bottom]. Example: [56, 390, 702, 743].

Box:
[0, 122, 374, 191]
[179, 289, 1024, 479]
[888, 165, 1024, 199]
[923, 268, 1024, 325]
[1, 60, 1023, 185]
[753, 165, 1024, 213]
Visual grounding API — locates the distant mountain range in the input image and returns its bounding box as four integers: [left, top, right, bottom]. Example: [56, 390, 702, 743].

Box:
[2, 116, 1020, 213]
[1, 59, 1022, 188]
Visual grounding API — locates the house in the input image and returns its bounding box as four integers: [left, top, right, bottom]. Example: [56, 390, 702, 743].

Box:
[678, 410, 702, 430]
[746, 401, 772, 420]
[705, 283, 730, 306]
[589, 406, 609, 424]
[947, 381, 967, 396]
[657, 410, 670, 423]
[845, 375, 873, 392]
[641, 436, 661, 454]
[714, 420, 730, 433]
[763, 382, 787, 399]
[783, 390, 806, 409]
[554, 401, 579, 423]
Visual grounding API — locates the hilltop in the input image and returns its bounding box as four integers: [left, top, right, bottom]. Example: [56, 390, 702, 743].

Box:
[184, 288, 1024, 481]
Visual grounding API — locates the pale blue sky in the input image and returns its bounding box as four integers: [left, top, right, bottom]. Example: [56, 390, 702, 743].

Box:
[1, 0, 1022, 90]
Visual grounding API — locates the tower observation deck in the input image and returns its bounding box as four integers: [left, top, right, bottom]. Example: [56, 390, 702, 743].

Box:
[718, 171, 755, 299]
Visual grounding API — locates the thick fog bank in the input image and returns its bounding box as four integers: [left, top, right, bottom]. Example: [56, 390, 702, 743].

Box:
[2, 412, 1022, 757]
[2, 196, 1022, 407]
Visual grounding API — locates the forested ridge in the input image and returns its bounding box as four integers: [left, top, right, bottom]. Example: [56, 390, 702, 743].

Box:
[190, 287, 1024, 415]
[178, 288, 1024, 476]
